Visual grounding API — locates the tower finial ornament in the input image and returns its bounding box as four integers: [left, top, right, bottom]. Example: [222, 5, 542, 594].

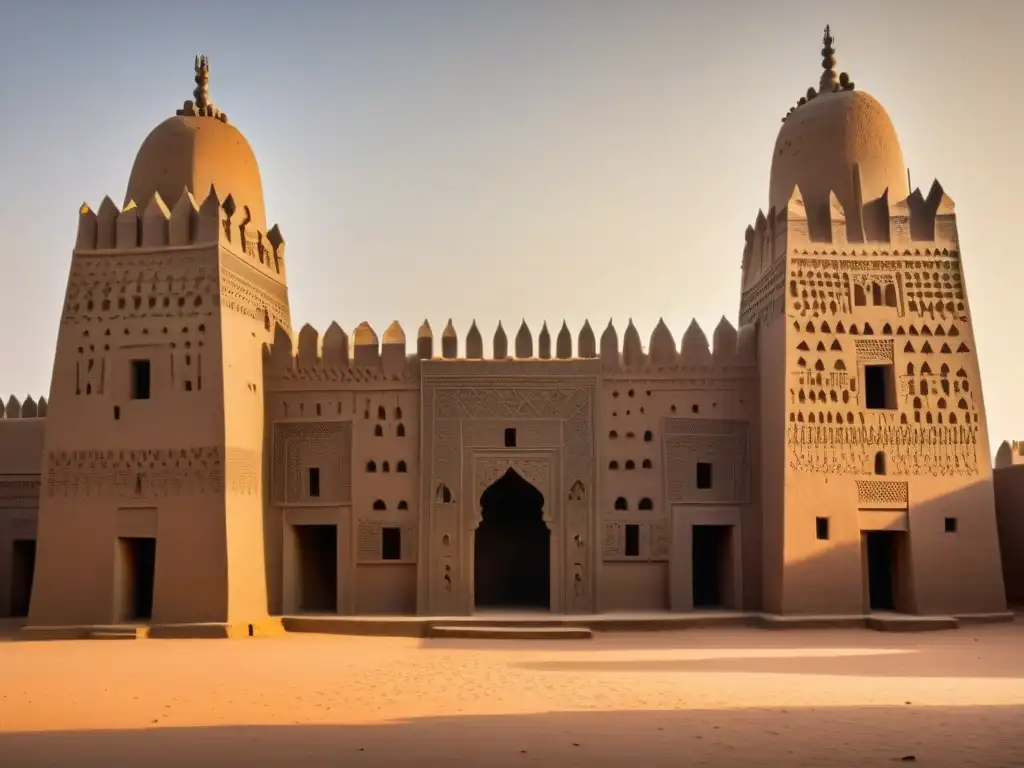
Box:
[176, 54, 229, 123]
[819, 24, 838, 95]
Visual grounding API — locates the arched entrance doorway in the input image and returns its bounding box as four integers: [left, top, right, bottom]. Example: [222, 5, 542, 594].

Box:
[475, 468, 550, 610]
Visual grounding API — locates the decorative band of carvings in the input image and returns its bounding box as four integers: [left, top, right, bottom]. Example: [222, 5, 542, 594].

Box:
[0, 479, 41, 507]
[856, 480, 908, 506]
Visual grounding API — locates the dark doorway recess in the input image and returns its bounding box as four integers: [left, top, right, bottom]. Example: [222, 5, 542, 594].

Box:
[295, 524, 338, 612]
[865, 531, 898, 611]
[9, 539, 36, 617]
[692, 525, 731, 608]
[475, 468, 550, 610]
[118, 537, 156, 621]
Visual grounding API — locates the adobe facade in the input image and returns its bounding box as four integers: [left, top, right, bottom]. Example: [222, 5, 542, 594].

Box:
[0, 34, 1017, 635]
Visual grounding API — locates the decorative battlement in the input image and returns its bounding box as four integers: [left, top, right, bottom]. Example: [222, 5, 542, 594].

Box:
[263, 316, 757, 381]
[74, 186, 286, 281]
[742, 179, 959, 287]
[0, 395, 47, 419]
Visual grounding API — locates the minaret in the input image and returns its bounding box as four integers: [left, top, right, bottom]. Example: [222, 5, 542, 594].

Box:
[25, 58, 288, 637]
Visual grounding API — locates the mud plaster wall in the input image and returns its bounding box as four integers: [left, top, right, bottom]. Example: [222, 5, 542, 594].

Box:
[993, 465, 1024, 605]
[777, 251, 1005, 615]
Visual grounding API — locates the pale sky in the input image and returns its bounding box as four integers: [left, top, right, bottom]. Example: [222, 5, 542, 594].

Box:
[0, 1, 1022, 452]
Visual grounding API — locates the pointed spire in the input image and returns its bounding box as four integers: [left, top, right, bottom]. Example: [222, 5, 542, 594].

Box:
[441, 319, 457, 359]
[600, 319, 619, 368]
[493, 322, 508, 359]
[417, 319, 433, 359]
[649, 318, 676, 366]
[622, 319, 644, 370]
[556, 321, 572, 360]
[578, 320, 596, 358]
[515, 320, 533, 358]
[466, 321, 483, 359]
[538, 322, 551, 359]
[323, 322, 349, 367]
[681, 319, 712, 366]
[382, 320, 405, 345]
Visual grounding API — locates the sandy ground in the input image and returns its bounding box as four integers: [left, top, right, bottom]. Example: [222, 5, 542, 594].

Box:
[0, 620, 1023, 767]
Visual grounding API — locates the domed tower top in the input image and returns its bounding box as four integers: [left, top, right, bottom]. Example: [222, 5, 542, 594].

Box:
[769, 26, 908, 216]
[124, 55, 267, 232]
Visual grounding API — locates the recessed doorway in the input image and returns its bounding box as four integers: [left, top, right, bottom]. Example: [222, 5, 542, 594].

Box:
[9, 539, 36, 617]
[294, 524, 338, 612]
[116, 537, 156, 622]
[864, 530, 901, 612]
[474, 468, 550, 610]
[692, 525, 732, 608]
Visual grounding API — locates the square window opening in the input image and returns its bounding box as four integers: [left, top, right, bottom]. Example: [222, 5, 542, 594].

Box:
[130, 360, 151, 400]
[308, 467, 321, 498]
[504, 428, 517, 448]
[696, 462, 713, 490]
[815, 516, 830, 541]
[624, 524, 640, 557]
[382, 527, 402, 560]
[864, 364, 895, 410]
[944, 517, 958, 533]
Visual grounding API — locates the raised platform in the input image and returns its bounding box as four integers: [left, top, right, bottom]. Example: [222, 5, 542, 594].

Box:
[9, 610, 1014, 641]
[281, 610, 1016, 637]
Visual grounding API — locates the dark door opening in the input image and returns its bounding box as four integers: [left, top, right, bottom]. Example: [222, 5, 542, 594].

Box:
[117, 537, 156, 621]
[865, 531, 897, 611]
[692, 525, 731, 608]
[475, 468, 549, 610]
[9, 539, 36, 617]
[295, 524, 337, 612]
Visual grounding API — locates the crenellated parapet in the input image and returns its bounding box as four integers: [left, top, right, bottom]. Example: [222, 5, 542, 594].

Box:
[263, 316, 757, 384]
[742, 179, 960, 295]
[0, 395, 47, 419]
[74, 185, 287, 283]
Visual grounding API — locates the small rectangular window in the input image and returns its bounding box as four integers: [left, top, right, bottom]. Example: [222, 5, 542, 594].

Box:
[504, 428, 517, 447]
[696, 462, 713, 490]
[815, 516, 830, 540]
[944, 517, 958, 533]
[382, 527, 402, 560]
[308, 467, 321, 498]
[624, 524, 640, 557]
[864, 364, 895, 410]
[130, 360, 151, 400]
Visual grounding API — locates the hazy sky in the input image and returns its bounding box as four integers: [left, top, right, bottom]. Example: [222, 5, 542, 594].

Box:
[0, 1, 1022, 452]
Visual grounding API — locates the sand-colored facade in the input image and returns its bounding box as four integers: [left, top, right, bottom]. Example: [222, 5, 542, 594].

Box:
[0, 35, 1016, 634]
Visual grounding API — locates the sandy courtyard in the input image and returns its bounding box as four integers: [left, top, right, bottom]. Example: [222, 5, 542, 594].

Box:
[1, 620, 1023, 767]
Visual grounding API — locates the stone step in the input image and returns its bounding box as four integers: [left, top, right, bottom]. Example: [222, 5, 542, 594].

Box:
[866, 614, 959, 632]
[86, 630, 144, 640]
[428, 625, 593, 640]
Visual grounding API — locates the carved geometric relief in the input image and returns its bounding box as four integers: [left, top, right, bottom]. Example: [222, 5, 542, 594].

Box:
[663, 418, 750, 504]
[272, 421, 352, 505]
[788, 422, 980, 477]
[45, 447, 224, 498]
[651, 520, 671, 558]
[854, 339, 894, 364]
[856, 480, 909, 507]
[603, 521, 624, 557]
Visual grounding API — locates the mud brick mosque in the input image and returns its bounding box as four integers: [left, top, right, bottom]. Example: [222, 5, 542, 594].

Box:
[0, 29, 1020, 637]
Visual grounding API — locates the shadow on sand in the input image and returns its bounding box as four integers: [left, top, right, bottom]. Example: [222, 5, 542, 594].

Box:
[0, 705, 1022, 767]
